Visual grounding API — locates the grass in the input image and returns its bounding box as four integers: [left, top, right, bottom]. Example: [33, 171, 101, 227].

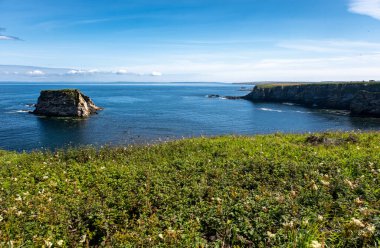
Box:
[255, 81, 380, 89]
[0, 132, 379, 247]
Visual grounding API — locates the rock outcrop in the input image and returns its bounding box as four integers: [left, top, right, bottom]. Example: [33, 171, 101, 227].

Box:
[241, 82, 380, 117]
[33, 89, 102, 117]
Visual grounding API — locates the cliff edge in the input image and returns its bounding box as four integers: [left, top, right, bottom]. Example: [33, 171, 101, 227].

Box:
[242, 82, 380, 117]
[33, 89, 103, 117]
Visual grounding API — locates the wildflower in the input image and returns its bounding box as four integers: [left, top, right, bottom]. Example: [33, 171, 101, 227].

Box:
[320, 180, 330, 186]
[310, 240, 322, 248]
[56, 240, 64, 246]
[302, 219, 309, 225]
[44, 240, 53, 248]
[158, 233, 164, 239]
[100, 166, 105, 170]
[344, 179, 355, 189]
[351, 218, 365, 228]
[354, 198, 364, 205]
[317, 215, 324, 221]
[366, 224, 376, 234]
[266, 231, 276, 238]
[79, 234, 86, 243]
[16, 210, 23, 216]
[290, 190, 297, 197]
[311, 181, 318, 190]
[15, 195, 22, 201]
[43, 175, 49, 180]
[282, 221, 294, 229]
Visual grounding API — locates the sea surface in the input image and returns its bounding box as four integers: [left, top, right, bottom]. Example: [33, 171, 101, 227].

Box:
[1, 82, 380, 151]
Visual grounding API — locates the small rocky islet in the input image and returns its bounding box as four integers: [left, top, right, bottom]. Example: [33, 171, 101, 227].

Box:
[32, 89, 102, 117]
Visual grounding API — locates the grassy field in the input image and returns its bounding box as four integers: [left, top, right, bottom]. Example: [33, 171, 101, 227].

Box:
[0, 133, 379, 247]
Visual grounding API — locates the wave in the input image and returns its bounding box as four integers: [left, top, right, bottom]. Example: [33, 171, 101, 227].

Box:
[258, 108, 284, 113]
[5, 110, 30, 114]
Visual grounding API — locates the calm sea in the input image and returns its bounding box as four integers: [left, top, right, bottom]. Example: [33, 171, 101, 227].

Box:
[1, 82, 380, 151]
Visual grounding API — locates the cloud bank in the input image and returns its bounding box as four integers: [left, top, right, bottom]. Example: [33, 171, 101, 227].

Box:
[349, 0, 380, 20]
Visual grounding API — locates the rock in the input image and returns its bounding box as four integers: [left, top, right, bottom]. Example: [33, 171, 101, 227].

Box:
[207, 94, 220, 98]
[33, 89, 103, 117]
[350, 90, 380, 116]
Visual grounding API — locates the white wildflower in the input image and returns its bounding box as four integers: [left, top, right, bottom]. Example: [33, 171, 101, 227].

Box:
[310, 240, 322, 248]
[79, 234, 86, 243]
[354, 198, 364, 205]
[158, 233, 164, 239]
[266, 231, 276, 238]
[44, 240, 53, 248]
[43, 175, 49, 180]
[317, 215, 324, 221]
[351, 218, 365, 228]
[56, 240, 64, 246]
[367, 224, 376, 234]
[320, 180, 330, 186]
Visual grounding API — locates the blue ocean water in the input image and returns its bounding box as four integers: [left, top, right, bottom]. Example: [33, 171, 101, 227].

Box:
[1, 82, 380, 151]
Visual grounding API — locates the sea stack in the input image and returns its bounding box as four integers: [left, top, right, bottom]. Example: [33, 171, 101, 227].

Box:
[33, 89, 103, 117]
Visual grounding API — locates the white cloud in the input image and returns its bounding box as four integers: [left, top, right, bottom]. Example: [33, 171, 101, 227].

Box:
[66, 69, 99, 75]
[349, 0, 380, 20]
[0, 35, 19, 41]
[27, 70, 45, 76]
[115, 69, 129, 75]
[151, 71, 162, 76]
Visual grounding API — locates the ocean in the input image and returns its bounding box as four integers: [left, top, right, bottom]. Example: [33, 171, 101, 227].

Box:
[1, 82, 380, 151]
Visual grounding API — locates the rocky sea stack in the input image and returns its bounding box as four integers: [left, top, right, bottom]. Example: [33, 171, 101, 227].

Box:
[33, 89, 102, 117]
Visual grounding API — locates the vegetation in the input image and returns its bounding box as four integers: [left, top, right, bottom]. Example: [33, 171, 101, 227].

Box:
[0, 132, 379, 247]
[255, 81, 380, 89]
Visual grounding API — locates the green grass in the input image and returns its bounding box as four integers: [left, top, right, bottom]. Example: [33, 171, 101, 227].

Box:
[1, 132, 379, 247]
[255, 81, 380, 89]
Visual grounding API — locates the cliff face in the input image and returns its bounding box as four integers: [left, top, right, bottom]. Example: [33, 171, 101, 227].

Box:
[243, 82, 380, 116]
[33, 89, 102, 117]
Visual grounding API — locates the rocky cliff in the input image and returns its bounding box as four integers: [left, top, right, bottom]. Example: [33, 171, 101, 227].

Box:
[242, 82, 380, 116]
[33, 89, 102, 117]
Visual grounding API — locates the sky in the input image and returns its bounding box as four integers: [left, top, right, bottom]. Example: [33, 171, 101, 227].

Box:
[1, 0, 380, 82]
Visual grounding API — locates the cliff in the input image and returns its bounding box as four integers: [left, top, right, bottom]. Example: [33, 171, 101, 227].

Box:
[243, 82, 380, 116]
[33, 89, 102, 117]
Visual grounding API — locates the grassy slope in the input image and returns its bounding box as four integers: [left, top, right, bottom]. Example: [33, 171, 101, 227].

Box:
[0, 133, 379, 247]
[255, 81, 380, 89]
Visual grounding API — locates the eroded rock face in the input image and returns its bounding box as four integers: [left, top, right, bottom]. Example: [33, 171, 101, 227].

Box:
[33, 89, 102, 117]
[350, 91, 380, 116]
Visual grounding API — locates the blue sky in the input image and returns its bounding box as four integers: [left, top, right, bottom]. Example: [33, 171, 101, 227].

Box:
[1, 0, 380, 82]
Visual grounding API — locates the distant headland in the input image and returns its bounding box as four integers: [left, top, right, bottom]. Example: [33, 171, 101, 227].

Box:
[234, 81, 380, 117]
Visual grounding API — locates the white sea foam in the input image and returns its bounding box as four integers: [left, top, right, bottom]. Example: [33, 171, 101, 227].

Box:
[259, 108, 284, 113]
